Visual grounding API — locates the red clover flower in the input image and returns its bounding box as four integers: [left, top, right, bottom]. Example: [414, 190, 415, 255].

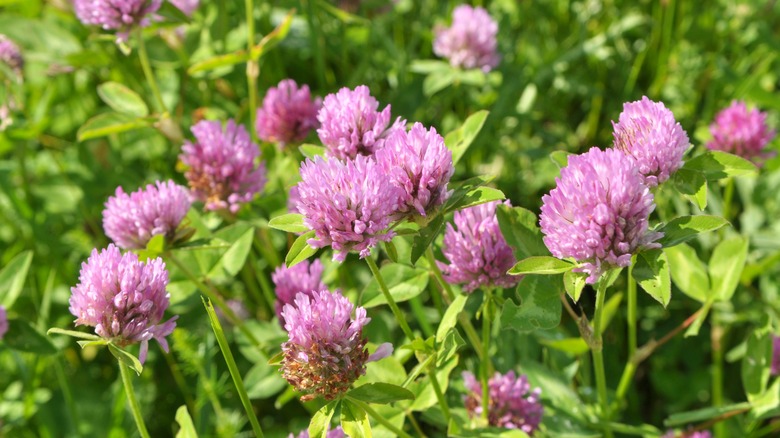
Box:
[256, 79, 321, 147]
[73, 0, 162, 41]
[0, 34, 23, 75]
[707, 100, 776, 162]
[69, 245, 177, 363]
[433, 5, 501, 72]
[463, 370, 543, 433]
[271, 259, 327, 325]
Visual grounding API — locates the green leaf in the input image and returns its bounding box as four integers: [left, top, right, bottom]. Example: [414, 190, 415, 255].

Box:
[709, 235, 749, 301]
[4, 318, 58, 355]
[496, 205, 549, 260]
[656, 215, 730, 247]
[508, 256, 575, 275]
[500, 276, 562, 333]
[47, 328, 103, 341]
[76, 339, 109, 348]
[108, 343, 143, 375]
[444, 110, 489, 166]
[563, 270, 587, 302]
[685, 300, 713, 338]
[664, 244, 709, 302]
[0, 250, 32, 309]
[348, 383, 415, 405]
[136, 234, 166, 260]
[599, 292, 623, 333]
[538, 337, 590, 356]
[632, 249, 671, 307]
[299, 143, 326, 159]
[268, 213, 308, 234]
[157, 2, 191, 24]
[77, 112, 149, 141]
[97, 82, 149, 117]
[244, 361, 287, 399]
[423, 69, 456, 96]
[445, 187, 505, 213]
[175, 405, 198, 438]
[436, 293, 468, 343]
[742, 320, 772, 403]
[673, 168, 708, 210]
[362, 264, 429, 308]
[341, 399, 372, 438]
[664, 402, 751, 427]
[683, 150, 758, 180]
[410, 214, 445, 265]
[211, 227, 254, 277]
[437, 329, 465, 367]
[443, 175, 498, 213]
[549, 150, 571, 169]
[286, 230, 318, 268]
[409, 59, 451, 74]
[309, 400, 339, 438]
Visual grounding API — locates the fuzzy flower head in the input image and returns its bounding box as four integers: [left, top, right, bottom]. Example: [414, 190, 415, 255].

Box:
[69, 245, 177, 363]
[376, 122, 454, 218]
[169, 0, 199, 16]
[297, 155, 402, 262]
[281, 290, 390, 401]
[0, 306, 7, 340]
[438, 200, 520, 293]
[540, 147, 660, 284]
[316, 85, 405, 160]
[272, 259, 327, 325]
[180, 119, 267, 213]
[611, 96, 690, 187]
[0, 34, 23, 75]
[433, 5, 501, 72]
[102, 180, 191, 250]
[257, 79, 321, 147]
[73, 0, 162, 41]
[463, 371, 543, 433]
[707, 100, 776, 162]
[290, 426, 345, 438]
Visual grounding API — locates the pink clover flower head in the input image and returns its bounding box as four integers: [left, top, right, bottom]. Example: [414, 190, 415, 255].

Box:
[280, 289, 390, 401]
[661, 430, 712, 438]
[169, 0, 199, 16]
[611, 96, 690, 187]
[296, 155, 402, 262]
[316, 85, 405, 160]
[290, 426, 345, 438]
[271, 259, 327, 325]
[287, 184, 301, 214]
[433, 5, 500, 72]
[438, 200, 520, 293]
[0, 34, 23, 75]
[102, 180, 191, 250]
[376, 122, 454, 217]
[68, 244, 177, 363]
[0, 306, 7, 340]
[463, 370, 543, 433]
[257, 79, 321, 147]
[707, 100, 776, 162]
[180, 119, 267, 213]
[540, 147, 661, 284]
[772, 335, 780, 376]
[73, 0, 162, 41]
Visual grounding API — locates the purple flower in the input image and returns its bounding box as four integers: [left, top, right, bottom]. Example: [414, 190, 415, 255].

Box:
[297, 155, 402, 262]
[662, 430, 712, 438]
[438, 200, 520, 293]
[433, 5, 500, 72]
[463, 370, 543, 433]
[180, 119, 267, 213]
[0, 306, 8, 340]
[287, 184, 301, 214]
[69, 245, 177, 363]
[289, 426, 345, 438]
[169, 0, 199, 16]
[73, 0, 162, 41]
[280, 289, 391, 401]
[272, 259, 327, 325]
[772, 335, 780, 376]
[102, 180, 191, 250]
[0, 34, 23, 75]
[707, 100, 776, 162]
[611, 96, 690, 187]
[316, 85, 405, 160]
[376, 122, 454, 217]
[256, 79, 321, 147]
[540, 147, 660, 284]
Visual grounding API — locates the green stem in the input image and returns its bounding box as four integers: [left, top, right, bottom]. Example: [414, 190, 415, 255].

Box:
[592, 278, 613, 438]
[721, 177, 735, 223]
[119, 361, 151, 438]
[347, 397, 413, 438]
[425, 247, 484, 359]
[204, 300, 265, 438]
[427, 361, 451, 424]
[627, 264, 637, 358]
[480, 291, 493, 422]
[245, 0, 258, 140]
[135, 27, 166, 115]
[365, 255, 415, 341]
[712, 313, 725, 438]
[165, 252, 264, 350]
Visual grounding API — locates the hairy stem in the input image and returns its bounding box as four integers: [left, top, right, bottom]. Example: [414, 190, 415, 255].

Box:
[135, 28, 166, 115]
[592, 278, 613, 438]
[365, 255, 415, 342]
[119, 361, 151, 438]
